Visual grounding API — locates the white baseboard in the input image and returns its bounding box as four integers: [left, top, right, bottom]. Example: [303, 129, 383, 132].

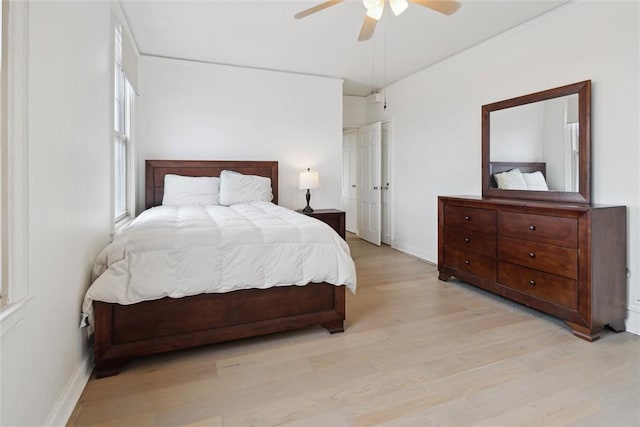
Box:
[44, 353, 93, 426]
[390, 243, 436, 266]
[626, 306, 640, 336]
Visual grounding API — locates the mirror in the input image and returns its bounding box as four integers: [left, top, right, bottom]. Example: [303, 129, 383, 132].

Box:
[482, 80, 591, 204]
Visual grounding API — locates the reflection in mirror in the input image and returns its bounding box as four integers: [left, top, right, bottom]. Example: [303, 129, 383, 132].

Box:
[490, 94, 579, 192]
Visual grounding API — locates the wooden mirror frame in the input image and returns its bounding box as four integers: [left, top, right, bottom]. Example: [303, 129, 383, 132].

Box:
[482, 80, 591, 204]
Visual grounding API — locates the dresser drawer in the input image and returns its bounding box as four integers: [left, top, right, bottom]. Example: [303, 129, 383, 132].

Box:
[444, 227, 496, 254]
[444, 246, 496, 281]
[498, 262, 578, 309]
[498, 236, 578, 279]
[498, 211, 577, 248]
[444, 205, 496, 233]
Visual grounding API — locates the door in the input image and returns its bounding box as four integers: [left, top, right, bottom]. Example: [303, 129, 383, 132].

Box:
[381, 122, 391, 245]
[358, 121, 382, 245]
[342, 130, 358, 233]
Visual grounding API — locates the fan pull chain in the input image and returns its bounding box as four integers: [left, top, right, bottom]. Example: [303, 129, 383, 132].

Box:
[371, 31, 376, 95]
[383, 10, 388, 110]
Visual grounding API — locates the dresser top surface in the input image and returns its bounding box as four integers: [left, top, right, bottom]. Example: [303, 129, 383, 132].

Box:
[296, 209, 344, 215]
[439, 195, 625, 211]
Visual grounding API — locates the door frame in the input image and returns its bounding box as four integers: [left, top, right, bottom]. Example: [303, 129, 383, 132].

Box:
[342, 128, 358, 234]
[342, 120, 393, 246]
[381, 120, 393, 246]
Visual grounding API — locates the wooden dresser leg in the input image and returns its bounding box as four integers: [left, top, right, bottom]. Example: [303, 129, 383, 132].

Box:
[608, 320, 626, 332]
[438, 272, 451, 282]
[564, 321, 602, 342]
[95, 358, 130, 378]
[321, 320, 344, 334]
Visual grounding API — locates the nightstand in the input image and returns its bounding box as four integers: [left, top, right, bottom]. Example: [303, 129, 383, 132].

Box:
[297, 209, 346, 239]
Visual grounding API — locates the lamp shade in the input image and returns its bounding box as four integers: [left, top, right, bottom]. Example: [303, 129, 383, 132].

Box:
[298, 169, 319, 190]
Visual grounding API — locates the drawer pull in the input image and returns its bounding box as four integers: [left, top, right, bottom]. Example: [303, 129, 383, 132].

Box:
[529, 279, 536, 286]
[464, 260, 470, 265]
[529, 225, 536, 231]
[464, 237, 470, 243]
[464, 216, 471, 221]
[529, 252, 536, 258]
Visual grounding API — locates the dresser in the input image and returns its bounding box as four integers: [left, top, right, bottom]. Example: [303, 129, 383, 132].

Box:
[438, 196, 627, 341]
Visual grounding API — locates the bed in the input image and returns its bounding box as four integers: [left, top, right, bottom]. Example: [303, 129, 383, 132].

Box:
[489, 161, 548, 190]
[86, 160, 356, 378]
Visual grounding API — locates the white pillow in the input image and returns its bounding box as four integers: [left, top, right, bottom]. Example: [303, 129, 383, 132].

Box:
[522, 171, 549, 191]
[162, 174, 220, 206]
[219, 170, 273, 206]
[493, 168, 527, 190]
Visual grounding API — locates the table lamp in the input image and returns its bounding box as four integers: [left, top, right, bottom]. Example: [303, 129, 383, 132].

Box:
[298, 168, 319, 213]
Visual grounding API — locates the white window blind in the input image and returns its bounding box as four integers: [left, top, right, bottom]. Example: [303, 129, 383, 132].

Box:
[114, 23, 134, 223]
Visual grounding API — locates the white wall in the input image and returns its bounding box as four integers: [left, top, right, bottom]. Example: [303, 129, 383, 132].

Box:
[0, 1, 113, 425]
[365, 1, 640, 333]
[137, 56, 344, 213]
[490, 103, 544, 162]
[343, 95, 367, 129]
[541, 97, 569, 191]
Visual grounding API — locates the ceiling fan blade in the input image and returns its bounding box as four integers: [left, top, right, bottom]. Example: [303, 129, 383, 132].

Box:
[358, 15, 378, 42]
[294, 0, 346, 19]
[408, 0, 462, 15]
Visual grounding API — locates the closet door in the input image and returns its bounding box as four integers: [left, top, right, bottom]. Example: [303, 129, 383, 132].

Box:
[358, 122, 382, 246]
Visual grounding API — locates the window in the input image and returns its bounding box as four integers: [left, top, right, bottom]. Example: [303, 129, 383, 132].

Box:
[114, 23, 134, 225]
[566, 122, 580, 192]
[0, 0, 29, 312]
[0, 0, 6, 305]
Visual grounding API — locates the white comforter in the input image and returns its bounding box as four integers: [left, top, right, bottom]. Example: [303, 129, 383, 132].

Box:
[81, 202, 357, 328]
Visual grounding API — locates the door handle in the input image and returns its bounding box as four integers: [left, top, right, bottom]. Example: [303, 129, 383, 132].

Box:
[373, 186, 378, 190]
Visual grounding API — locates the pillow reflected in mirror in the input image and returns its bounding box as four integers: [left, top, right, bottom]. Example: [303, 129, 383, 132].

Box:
[493, 168, 527, 190]
[522, 171, 549, 191]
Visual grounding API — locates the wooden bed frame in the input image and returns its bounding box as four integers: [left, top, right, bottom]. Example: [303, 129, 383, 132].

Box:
[93, 160, 346, 378]
[489, 161, 546, 188]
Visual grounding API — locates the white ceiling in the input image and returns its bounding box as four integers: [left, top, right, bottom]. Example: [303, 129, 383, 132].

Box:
[120, 0, 569, 96]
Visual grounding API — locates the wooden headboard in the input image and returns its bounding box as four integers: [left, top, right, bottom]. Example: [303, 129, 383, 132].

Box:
[145, 160, 279, 209]
[489, 161, 546, 188]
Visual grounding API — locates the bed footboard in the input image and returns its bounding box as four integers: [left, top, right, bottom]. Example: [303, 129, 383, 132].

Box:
[93, 283, 345, 378]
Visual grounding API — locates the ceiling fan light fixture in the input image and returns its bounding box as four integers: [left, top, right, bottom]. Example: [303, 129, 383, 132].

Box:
[389, 0, 409, 16]
[363, 0, 384, 20]
[295, 0, 462, 42]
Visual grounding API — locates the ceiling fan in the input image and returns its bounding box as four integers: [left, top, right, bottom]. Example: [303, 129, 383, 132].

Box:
[294, 0, 462, 41]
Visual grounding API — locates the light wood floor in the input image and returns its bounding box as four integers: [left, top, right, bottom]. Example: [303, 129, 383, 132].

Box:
[68, 234, 640, 427]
